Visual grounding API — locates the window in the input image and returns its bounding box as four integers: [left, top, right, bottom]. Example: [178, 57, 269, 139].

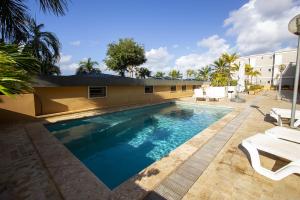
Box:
[268, 81, 270, 84]
[182, 85, 186, 91]
[268, 68, 271, 72]
[88, 86, 106, 98]
[193, 85, 201, 89]
[170, 85, 176, 92]
[145, 86, 153, 94]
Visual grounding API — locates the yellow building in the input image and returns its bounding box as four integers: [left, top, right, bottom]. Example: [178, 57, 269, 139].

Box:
[0, 74, 202, 120]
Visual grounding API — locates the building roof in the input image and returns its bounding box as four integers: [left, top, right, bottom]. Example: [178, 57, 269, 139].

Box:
[33, 74, 203, 87]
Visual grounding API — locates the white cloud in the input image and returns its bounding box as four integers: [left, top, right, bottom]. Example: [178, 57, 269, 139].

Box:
[59, 62, 79, 75]
[142, 47, 174, 72]
[197, 34, 230, 55]
[224, 0, 300, 55]
[69, 40, 81, 46]
[59, 54, 72, 64]
[175, 35, 230, 72]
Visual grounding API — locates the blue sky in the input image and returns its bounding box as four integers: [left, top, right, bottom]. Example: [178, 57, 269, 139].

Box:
[28, 0, 300, 75]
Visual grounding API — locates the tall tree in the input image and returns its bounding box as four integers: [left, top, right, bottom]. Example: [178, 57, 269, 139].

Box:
[245, 64, 261, 84]
[0, 0, 68, 43]
[210, 58, 229, 86]
[104, 38, 147, 77]
[0, 0, 29, 43]
[186, 69, 196, 79]
[136, 67, 151, 79]
[23, 19, 61, 75]
[154, 71, 165, 78]
[0, 44, 39, 95]
[221, 52, 239, 85]
[76, 58, 101, 75]
[168, 70, 182, 79]
[197, 66, 211, 81]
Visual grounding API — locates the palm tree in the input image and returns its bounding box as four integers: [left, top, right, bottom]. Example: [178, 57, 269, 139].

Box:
[22, 19, 61, 75]
[0, 0, 68, 43]
[211, 58, 229, 86]
[136, 67, 151, 79]
[0, 43, 39, 95]
[168, 70, 182, 79]
[154, 71, 165, 78]
[197, 66, 211, 81]
[0, 0, 29, 43]
[76, 58, 101, 75]
[221, 52, 239, 86]
[245, 64, 261, 84]
[186, 69, 196, 79]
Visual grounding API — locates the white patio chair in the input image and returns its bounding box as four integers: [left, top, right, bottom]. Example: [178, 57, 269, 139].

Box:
[193, 88, 206, 101]
[265, 126, 300, 144]
[206, 87, 225, 101]
[242, 133, 300, 181]
[270, 108, 300, 127]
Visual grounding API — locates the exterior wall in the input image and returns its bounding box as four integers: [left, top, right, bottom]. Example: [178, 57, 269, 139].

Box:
[34, 85, 194, 115]
[235, 49, 297, 87]
[0, 94, 36, 123]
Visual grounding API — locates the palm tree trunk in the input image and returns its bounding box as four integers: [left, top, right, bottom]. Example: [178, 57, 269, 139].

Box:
[277, 72, 283, 100]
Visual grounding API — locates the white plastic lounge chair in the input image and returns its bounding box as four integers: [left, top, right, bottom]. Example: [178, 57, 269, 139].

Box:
[265, 126, 300, 144]
[270, 108, 300, 127]
[242, 133, 300, 180]
[206, 87, 225, 101]
[193, 88, 206, 101]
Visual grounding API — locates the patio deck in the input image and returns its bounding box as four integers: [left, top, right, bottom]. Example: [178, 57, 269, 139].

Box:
[0, 91, 300, 200]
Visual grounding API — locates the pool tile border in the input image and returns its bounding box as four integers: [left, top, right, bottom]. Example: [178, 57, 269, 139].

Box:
[25, 101, 240, 200]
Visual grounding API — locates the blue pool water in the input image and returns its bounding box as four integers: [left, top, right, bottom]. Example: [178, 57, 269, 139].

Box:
[46, 102, 231, 189]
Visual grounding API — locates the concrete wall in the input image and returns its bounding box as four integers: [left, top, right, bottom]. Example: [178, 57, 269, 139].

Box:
[34, 85, 194, 115]
[0, 94, 37, 123]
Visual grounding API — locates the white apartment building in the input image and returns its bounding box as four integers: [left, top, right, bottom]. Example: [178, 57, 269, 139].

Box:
[235, 49, 297, 87]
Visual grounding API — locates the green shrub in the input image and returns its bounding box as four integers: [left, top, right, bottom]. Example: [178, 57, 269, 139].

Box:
[249, 84, 264, 91]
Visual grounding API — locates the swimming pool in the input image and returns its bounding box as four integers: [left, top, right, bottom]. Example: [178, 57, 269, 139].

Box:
[46, 102, 231, 189]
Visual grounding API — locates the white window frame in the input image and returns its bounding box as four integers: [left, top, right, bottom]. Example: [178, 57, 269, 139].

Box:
[88, 86, 107, 99]
[144, 85, 154, 94]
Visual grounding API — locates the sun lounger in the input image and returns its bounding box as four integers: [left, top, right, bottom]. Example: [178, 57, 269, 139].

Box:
[205, 87, 225, 101]
[265, 126, 300, 144]
[242, 133, 300, 180]
[270, 108, 300, 127]
[193, 88, 206, 101]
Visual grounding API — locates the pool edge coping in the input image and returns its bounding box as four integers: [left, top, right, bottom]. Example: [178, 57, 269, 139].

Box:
[25, 101, 241, 200]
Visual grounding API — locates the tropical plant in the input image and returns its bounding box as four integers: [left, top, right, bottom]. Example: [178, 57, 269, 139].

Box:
[245, 64, 261, 84]
[40, 61, 61, 75]
[154, 71, 165, 78]
[0, 0, 68, 43]
[22, 19, 61, 75]
[210, 72, 228, 86]
[210, 58, 230, 86]
[221, 52, 239, 85]
[186, 69, 196, 79]
[104, 38, 147, 77]
[168, 70, 182, 79]
[196, 66, 211, 81]
[76, 58, 101, 75]
[136, 67, 151, 79]
[0, 43, 39, 95]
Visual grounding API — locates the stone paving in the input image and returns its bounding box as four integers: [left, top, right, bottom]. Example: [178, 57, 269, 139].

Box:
[145, 95, 262, 200]
[1, 91, 300, 200]
[180, 91, 300, 200]
[0, 125, 62, 200]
